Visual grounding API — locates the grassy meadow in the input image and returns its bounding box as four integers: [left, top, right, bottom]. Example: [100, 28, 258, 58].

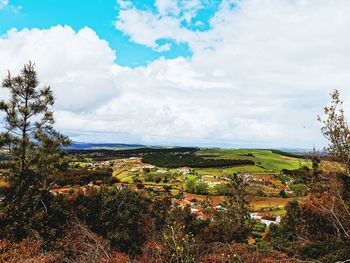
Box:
[195, 149, 310, 175]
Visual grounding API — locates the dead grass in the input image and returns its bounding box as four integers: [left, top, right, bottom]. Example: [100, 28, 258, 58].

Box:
[249, 197, 294, 211]
[0, 179, 10, 188]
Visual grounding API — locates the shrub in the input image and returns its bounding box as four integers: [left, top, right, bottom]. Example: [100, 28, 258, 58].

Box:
[252, 231, 263, 238]
[291, 184, 308, 197]
[70, 187, 150, 254]
[279, 190, 287, 198]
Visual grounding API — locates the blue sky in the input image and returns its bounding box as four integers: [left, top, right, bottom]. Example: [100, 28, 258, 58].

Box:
[0, 0, 349, 148]
[0, 0, 222, 66]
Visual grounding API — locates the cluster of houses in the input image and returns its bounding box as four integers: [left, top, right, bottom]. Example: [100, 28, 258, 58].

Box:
[170, 196, 281, 227]
[250, 212, 281, 227]
[97, 157, 156, 172]
[171, 197, 211, 220]
[65, 157, 286, 227]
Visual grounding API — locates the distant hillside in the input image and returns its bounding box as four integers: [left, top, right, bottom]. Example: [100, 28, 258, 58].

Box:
[67, 147, 198, 160]
[65, 142, 145, 150]
[271, 149, 310, 159]
[272, 148, 312, 156]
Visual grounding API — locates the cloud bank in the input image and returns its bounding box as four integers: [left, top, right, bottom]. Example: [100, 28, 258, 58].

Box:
[2, 0, 350, 148]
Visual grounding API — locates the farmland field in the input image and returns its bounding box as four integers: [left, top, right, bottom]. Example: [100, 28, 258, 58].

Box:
[196, 149, 310, 174]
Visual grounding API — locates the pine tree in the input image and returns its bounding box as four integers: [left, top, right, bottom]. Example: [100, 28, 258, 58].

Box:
[0, 62, 70, 243]
[0, 62, 70, 188]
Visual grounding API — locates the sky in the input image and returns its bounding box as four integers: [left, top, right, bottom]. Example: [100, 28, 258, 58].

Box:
[0, 0, 350, 148]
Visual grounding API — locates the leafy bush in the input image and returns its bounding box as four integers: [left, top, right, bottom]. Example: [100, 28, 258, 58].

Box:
[0, 170, 69, 245]
[195, 181, 209, 195]
[184, 179, 208, 194]
[54, 168, 113, 186]
[252, 231, 263, 238]
[279, 190, 287, 198]
[297, 241, 339, 260]
[70, 187, 150, 254]
[215, 183, 231, 195]
[291, 184, 308, 197]
[282, 166, 312, 184]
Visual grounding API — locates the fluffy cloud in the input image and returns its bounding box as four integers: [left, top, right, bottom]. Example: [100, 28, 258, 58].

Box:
[154, 0, 204, 21]
[115, 0, 208, 52]
[155, 0, 180, 16]
[0, 0, 8, 9]
[1, 0, 350, 148]
[0, 25, 118, 112]
[116, 8, 195, 51]
[111, 0, 350, 147]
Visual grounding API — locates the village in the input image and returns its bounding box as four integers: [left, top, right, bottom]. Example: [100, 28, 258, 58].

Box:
[49, 155, 292, 229]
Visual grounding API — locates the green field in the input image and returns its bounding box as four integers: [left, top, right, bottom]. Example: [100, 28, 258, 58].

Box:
[196, 149, 309, 174]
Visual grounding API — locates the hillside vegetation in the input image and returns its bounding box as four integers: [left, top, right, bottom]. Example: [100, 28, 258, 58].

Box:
[142, 151, 255, 168]
[196, 149, 310, 174]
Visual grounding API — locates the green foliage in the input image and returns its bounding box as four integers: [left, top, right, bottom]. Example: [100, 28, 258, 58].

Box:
[148, 197, 172, 230]
[207, 175, 251, 243]
[143, 152, 254, 168]
[197, 149, 309, 173]
[144, 171, 177, 183]
[69, 147, 197, 160]
[279, 189, 287, 198]
[282, 166, 312, 184]
[0, 63, 70, 247]
[319, 89, 350, 171]
[253, 223, 266, 232]
[0, 62, 70, 178]
[252, 231, 263, 238]
[54, 168, 116, 186]
[194, 181, 209, 195]
[291, 183, 308, 197]
[71, 187, 150, 254]
[271, 150, 306, 159]
[298, 242, 340, 260]
[184, 178, 208, 194]
[0, 170, 69, 245]
[267, 200, 303, 252]
[185, 178, 196, 193]
[215, 183, 231, 195]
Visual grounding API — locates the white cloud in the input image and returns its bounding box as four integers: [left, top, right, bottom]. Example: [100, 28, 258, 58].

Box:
[0, 0, 8, 9]
[113, 0, 350, 148]
[116, 0, 132, 9]
[2, 1, 350, 148]
[0, 25, 118, 112]
[115, 0, 207, 52]
[116, 8, 196, 51]
[155, 0, 180, 16]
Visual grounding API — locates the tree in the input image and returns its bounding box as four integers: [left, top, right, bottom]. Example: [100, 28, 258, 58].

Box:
[318, 89, 350, 173]
[267, 90, 350, 261]
[195, 181, 208, 195]
[291, 184, 308, 197]
[212, 174, 251, 243]
[317, 89, 350, 241]
[71, 187, 150, 255]
[0, 62, 70, 188]
[279, 189, 287, 198]
[267, 200, 303, 253]
[184, 178, 196, 193]
[215, 183, 230, 195]
[0, 63, 70, 243]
